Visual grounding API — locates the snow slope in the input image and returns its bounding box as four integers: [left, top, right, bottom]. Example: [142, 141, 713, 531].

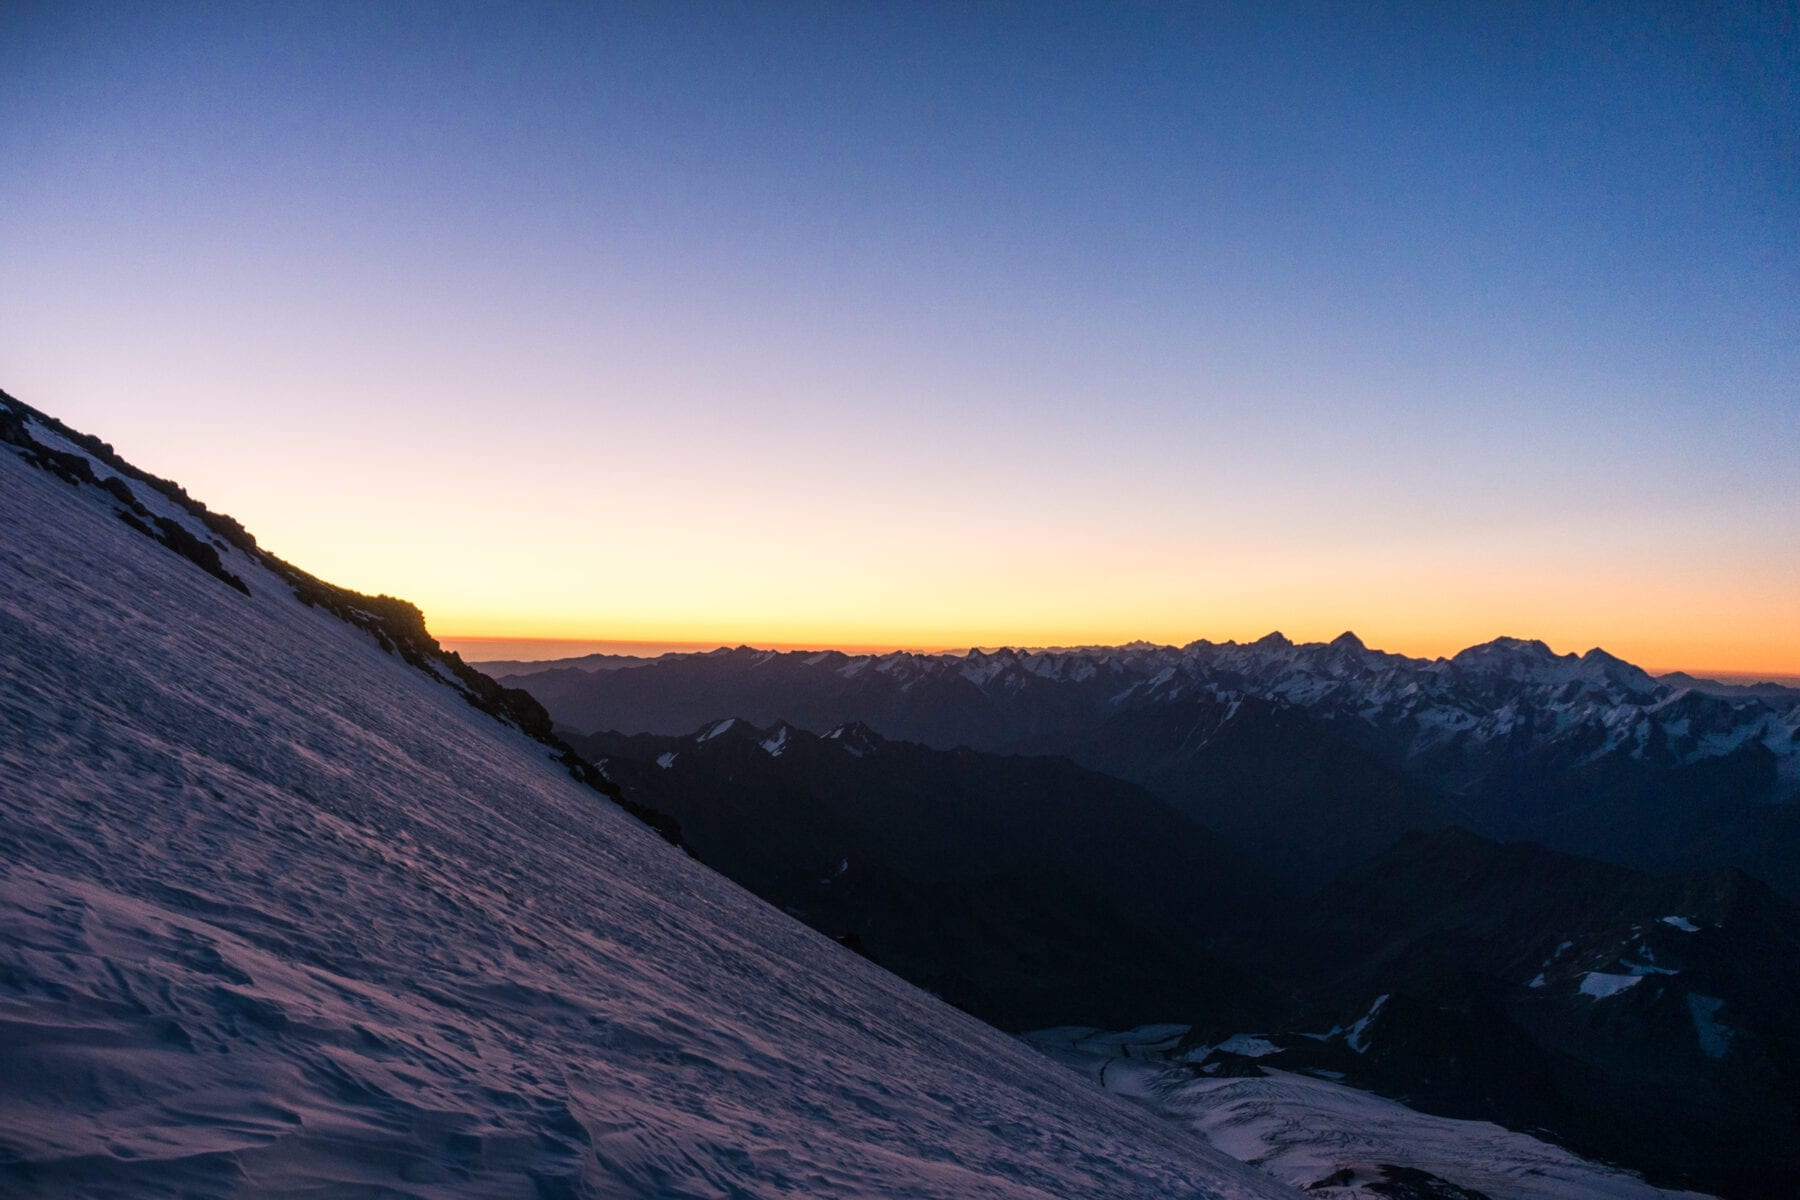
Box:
[1027, 1027, 1715, 1200]
[0, 402, 1294, 1199]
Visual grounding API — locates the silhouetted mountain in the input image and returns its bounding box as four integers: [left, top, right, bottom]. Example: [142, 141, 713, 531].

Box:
[1659, 672, 1800, 702]
[502, 638, 1800, 895]
[1037, 694, 1449, 886]
[571, 719, 1280, 1030]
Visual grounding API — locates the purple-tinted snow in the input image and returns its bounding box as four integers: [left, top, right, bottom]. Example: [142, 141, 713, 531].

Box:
[0, 425, 1292, 1199]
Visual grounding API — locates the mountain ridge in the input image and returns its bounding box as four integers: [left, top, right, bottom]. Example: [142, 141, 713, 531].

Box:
[499, 635, 1800, 895]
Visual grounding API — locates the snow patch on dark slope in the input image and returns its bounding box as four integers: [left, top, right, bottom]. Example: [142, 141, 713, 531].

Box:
[1217, 829, 1800, 1199]
[0, 396, 1292, 1198]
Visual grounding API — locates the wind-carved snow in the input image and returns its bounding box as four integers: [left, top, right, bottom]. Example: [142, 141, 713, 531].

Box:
[0, 429, 1296, 1200]
[656, 751, 677, 769]
[1580, 972, 1645, 999]
[1024, 1027, 1710, 1200]
[698, 717, 736, 741]
[1686, 995, 1733, 1059]
[760, 727, 789, 757]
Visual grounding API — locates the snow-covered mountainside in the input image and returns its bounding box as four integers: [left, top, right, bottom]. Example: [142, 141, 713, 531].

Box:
[506, 636, 1799, 787]
[0, 392, 1296, 1198]
[1026, 1026, 1712, 1200]
[501, 638, 1800, 895]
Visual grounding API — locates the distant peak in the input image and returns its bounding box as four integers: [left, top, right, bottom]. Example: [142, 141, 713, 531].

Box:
[1330, 631, 1365, 650]
[1455, 636, 1558, 661]
[1252, 631, 1292, 649]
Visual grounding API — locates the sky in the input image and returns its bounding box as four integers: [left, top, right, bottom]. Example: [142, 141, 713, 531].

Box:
[3, 2, 1796, 675]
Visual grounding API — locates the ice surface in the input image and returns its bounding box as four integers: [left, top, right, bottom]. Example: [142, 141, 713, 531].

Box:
[0, 432, 1294, 1199]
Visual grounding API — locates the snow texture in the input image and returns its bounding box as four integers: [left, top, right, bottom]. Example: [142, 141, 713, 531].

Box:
[0, 428, 1293, 1198]
[1026, 1027, 1713, 1200]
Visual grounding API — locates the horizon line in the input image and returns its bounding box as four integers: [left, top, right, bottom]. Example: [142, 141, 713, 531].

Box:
[436, 635, 1800, 688]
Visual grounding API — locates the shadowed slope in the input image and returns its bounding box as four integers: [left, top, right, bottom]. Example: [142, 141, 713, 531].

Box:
[576, 720, 1280, 1030]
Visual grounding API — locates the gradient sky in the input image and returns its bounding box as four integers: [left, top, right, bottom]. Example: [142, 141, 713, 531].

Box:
[4, 3, 1796, 673]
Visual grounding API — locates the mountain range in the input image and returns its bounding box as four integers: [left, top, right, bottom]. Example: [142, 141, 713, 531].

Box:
[499, 639, 1800, 896]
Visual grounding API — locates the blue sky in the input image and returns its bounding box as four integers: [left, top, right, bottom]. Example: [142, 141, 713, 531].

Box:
[3, 2, 1795, 670]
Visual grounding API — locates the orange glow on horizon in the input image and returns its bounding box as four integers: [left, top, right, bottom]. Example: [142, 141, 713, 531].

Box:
[25, 388, 1798, 686]
[435, 618, 1800, 683]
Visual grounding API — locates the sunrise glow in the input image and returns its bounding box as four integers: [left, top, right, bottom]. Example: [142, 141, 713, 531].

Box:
[4, 4, 1794, 677]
